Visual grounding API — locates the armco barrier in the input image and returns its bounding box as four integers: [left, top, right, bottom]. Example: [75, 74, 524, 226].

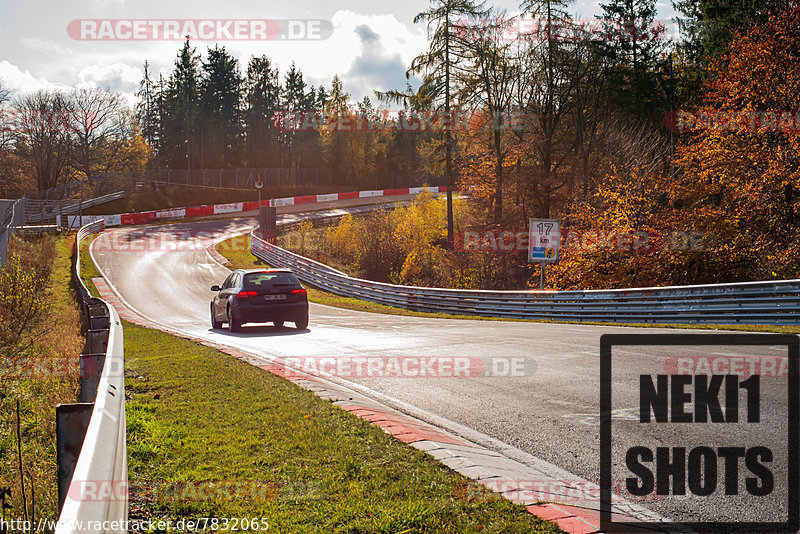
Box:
[62, 185, 448, 229]
[56, 220, 126, 534]
[251, 231, 800, 325]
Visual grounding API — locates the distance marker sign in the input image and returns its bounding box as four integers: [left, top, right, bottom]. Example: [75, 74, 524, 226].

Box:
[528, 218, 560, 263]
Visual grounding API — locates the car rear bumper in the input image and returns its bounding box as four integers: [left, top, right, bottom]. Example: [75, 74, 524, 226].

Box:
[232, 301, 309, 324]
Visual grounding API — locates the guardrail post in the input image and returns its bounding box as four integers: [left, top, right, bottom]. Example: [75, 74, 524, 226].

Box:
[85, 301, 110, 333]
[79, 354, 106, 403]
[0, 230, 7, 270]
[259, 206, 277, 243]
[86, 328, 110, 354]
[56, 403, 94, 512]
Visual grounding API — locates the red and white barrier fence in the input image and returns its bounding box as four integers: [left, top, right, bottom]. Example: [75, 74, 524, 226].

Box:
[61, 186, 447, 229]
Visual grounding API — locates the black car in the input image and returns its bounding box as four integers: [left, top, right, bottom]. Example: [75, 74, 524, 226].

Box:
[211, 268, 309, 332]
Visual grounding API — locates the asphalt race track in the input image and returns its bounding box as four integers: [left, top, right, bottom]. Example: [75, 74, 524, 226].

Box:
[91, 212, 795, 528]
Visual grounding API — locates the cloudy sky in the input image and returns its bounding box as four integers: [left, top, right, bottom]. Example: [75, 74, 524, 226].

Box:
[0, 0, 679, 108]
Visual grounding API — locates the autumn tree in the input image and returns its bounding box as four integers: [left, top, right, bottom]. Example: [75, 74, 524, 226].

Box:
[68, 87, 128, 179]
[571, 31, 612, 197]
[376, 76, 439, 186]
[322, 74, 352, 182]
[512, 3, 580, 221]
[459, 9, 520, 223]
[0, 79, 12, 152]
[0, 80, 35, 196]
[551, 4, 800, 288]
[673, 2, 800, 280]
[672, 0, 776, 67]
[13, 90, 72, 190]
[410, 0, 486, 246]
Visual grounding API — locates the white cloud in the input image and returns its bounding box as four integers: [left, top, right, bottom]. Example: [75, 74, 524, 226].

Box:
[0, 60, 64, 97]
[0, 1, 679, 108]
[78, 63, 142, 105]
[331, 10, 427, 65]
[311, 11, 427, 101]
[19, 37, 71, 57]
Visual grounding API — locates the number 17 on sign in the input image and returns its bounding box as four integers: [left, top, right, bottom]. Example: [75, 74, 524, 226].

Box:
[529, 218, 561, 290]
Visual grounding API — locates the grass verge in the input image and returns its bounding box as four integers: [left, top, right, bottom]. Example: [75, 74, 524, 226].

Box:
[79, 235, 101, 297]
[124, 320, 561, 533]
[215, 235, 800, 334]
[0, 234, 84, 522]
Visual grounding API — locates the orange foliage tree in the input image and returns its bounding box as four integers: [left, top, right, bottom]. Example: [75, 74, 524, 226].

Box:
[673, 1, 800, 280]
[547, 166, 727, 290]
[551, 3, 800, 289]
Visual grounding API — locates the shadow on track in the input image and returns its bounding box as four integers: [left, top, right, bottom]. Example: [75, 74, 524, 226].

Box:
[209, 324, 309, 337]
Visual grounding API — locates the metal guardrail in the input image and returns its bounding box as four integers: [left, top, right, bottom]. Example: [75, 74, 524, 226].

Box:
[24, 191, 126, 225]
[26, 167, 338, 203]
[251, 231, 800, 325]
[55, 220, 127, 534]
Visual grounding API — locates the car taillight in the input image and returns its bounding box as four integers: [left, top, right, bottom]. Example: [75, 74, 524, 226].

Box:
[237, 291, 258, 298]
[292, 288, 307, 294]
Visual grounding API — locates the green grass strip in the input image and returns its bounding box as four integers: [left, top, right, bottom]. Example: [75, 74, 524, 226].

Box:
[79, 235, 101, 297]
[124, 321, 561, 533]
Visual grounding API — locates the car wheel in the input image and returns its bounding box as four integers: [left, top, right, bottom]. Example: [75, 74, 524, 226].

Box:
[274, 320, 284, 328]
[228, 307, 241, 333]
[211, 305, 222, 330]
[295, 315, 308, 330]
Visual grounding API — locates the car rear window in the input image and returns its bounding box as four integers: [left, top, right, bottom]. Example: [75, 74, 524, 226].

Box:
[243, 272, 299, 288]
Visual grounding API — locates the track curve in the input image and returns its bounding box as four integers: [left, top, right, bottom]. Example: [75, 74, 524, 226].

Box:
[91, 211, 793, 527]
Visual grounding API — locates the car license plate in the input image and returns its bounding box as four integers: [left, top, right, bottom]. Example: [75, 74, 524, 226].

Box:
[264, 294, 287, 301]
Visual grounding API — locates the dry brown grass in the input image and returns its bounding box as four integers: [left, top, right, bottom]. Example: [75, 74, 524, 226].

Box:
[0, 233, 83, 523]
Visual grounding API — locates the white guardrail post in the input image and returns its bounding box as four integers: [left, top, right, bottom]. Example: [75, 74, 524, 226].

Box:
[250, 229, 800, 325]
[56, 220, 127, 534]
